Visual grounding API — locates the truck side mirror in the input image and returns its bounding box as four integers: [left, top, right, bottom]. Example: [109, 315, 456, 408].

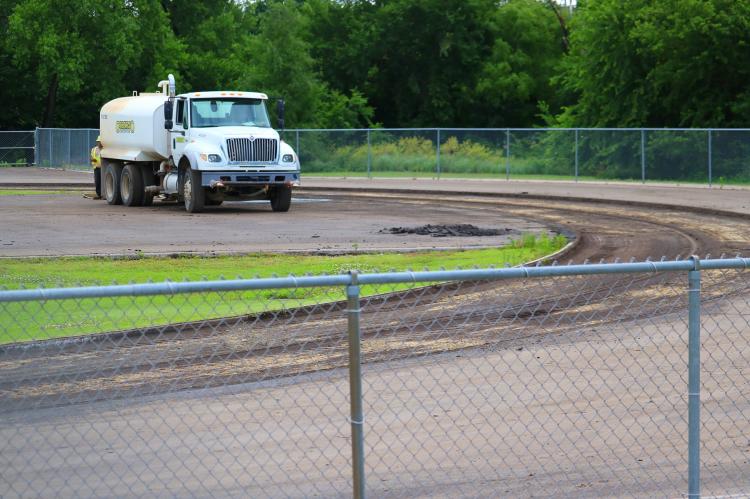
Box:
[164, 100, 173, 129]
[164, 100, 173, 120]
[276, 99, 285, 131]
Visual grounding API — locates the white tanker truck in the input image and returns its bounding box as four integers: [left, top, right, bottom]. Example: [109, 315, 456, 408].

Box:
[99, 74, 300, 213]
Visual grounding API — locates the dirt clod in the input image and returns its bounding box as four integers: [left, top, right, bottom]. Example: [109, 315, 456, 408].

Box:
[380, 224, 513, 238]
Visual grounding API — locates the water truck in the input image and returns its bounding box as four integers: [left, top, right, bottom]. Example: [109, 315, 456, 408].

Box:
[99, 74, 300, 213]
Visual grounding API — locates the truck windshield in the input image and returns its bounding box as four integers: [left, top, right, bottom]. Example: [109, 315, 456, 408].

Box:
[190, 98, 271, 128]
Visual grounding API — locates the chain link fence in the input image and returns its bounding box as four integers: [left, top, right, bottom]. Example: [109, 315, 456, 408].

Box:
[0, 257, 748, 497]
[34, 128, 99, 170]
[281, 128, 750, 185]
[0, 131, 35, 166]
[15, 127, 750, 186]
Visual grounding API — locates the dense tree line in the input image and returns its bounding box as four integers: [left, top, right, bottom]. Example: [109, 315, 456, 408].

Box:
[1, 0, 749, 130]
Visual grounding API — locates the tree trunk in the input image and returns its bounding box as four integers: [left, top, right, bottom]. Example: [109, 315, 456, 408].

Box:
[42, 74, 59, 127]
[545, 1, 570, 54]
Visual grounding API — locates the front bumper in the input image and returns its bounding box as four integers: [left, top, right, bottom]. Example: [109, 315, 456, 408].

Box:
[201, 171, 300, 187]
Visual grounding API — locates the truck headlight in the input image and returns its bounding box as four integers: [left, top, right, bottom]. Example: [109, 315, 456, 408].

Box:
[200, 153, 222, 163]
[282, 154, 295, 163]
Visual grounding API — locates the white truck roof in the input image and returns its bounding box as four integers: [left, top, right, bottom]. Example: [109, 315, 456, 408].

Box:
[178, 91, 268, 100]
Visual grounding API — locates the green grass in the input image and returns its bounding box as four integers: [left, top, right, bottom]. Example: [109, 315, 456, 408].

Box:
[0, 234, 567, 344]
[0, 189, 77, 196]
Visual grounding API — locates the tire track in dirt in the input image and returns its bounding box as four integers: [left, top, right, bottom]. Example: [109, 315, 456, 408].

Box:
[1, 193, 748, 412]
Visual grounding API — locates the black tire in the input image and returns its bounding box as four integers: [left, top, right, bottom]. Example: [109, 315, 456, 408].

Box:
[120, 163, 144, 207]
[104, 162, 123, 205]
[141, 165, 156, 207]
[270, 185, 292, 212]
[183, 167, 205, 213]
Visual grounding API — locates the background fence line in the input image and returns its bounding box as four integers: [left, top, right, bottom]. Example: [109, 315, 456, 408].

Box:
[4, 127, 749, 186]
[1, 257, 749, 497]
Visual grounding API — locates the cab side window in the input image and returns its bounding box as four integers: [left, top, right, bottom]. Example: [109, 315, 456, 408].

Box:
[176, 99, 188, 128]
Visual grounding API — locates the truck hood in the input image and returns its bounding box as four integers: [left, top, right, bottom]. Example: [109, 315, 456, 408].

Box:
[191, 127, 280, 142]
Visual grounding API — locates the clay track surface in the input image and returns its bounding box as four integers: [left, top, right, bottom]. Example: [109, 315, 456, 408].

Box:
[2, 183, 750, 497]
[2, 192, 749, 412]
[0, 191, 550, 256]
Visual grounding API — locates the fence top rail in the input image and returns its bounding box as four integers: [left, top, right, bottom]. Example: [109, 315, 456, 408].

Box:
[30, 127, 750, 133]
[0, 258, 746, 303]
[282, 127, 750, 133]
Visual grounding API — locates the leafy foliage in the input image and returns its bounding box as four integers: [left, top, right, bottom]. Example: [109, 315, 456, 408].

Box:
[555, 0, 750, 127]
[1, 0, 749, 129]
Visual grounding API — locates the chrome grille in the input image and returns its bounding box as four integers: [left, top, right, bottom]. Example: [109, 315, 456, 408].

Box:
[226, 138, 278, 163]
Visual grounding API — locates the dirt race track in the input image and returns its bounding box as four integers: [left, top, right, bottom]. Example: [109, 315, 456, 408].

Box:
[1, 168, 749, 497]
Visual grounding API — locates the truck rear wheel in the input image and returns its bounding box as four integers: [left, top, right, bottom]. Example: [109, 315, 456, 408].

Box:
[120, 164, 144, 207]
[183, 168, 205, 213]
[270, 185, 292, 212]
[104, 163, 123, 205]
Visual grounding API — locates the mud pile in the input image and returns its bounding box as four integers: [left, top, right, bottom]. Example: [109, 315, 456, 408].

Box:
[380, 224, 512, 237]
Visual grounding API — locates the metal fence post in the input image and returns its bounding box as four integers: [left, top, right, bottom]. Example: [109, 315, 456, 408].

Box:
[707, 129, 713, 188]
[687, 256, 701, 498]
[48, 129, 52, 168]
[347, 271, 365, 499]
[66, 129, 71, 168]
[295, 129, 300, 161]
[367, 129, 372, 179]
[505, 129, 510, 180]
[576, 128, 578, 182]
[641, 129, 646, 184]
[33, 128, 39, 166]
[436, 129, 441, 179]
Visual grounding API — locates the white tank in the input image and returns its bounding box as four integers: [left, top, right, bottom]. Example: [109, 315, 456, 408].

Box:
[100, 93, 169, 162]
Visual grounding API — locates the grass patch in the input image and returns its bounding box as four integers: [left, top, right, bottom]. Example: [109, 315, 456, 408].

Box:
[0, 234, 567, 344]
[0, 189, 76, 196]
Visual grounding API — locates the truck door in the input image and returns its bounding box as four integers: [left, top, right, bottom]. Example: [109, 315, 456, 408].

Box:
[171, 98, 188, 164]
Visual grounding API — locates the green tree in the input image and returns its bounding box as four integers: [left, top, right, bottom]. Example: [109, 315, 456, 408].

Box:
[367, 0, 499, 127]
[0, 0, 37, 129]
[6, 0, 178, 127]
[476, 0, 565, 126]
[237, 1, 372, 128]
[556, 0, 750, 127]
[306, 0, 378, 98]
[160, 0, 249, 92]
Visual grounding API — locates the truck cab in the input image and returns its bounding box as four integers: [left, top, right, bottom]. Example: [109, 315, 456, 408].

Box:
[168, 92, 299, 212]
[99, 75, 300, 213]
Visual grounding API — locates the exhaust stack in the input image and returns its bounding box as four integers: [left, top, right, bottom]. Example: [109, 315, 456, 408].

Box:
[157, 74, 176, 97]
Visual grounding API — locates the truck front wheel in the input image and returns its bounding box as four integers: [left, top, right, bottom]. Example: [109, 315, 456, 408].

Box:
[183, 168, 205, 213]
[120, 164, 144, 207]
[104, 163, 123, 205]
[270, 185, 292, 212]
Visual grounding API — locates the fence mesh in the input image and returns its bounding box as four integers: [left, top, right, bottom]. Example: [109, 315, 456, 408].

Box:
[35, 128, 98, 169]
[0, 284, 354, 497]
[358, 271, 692, 497]
[0, 131, 35, 166]
[24, 127, 750, 186]
[0, 262, 748, 497]
[699, 267, 750, 497]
